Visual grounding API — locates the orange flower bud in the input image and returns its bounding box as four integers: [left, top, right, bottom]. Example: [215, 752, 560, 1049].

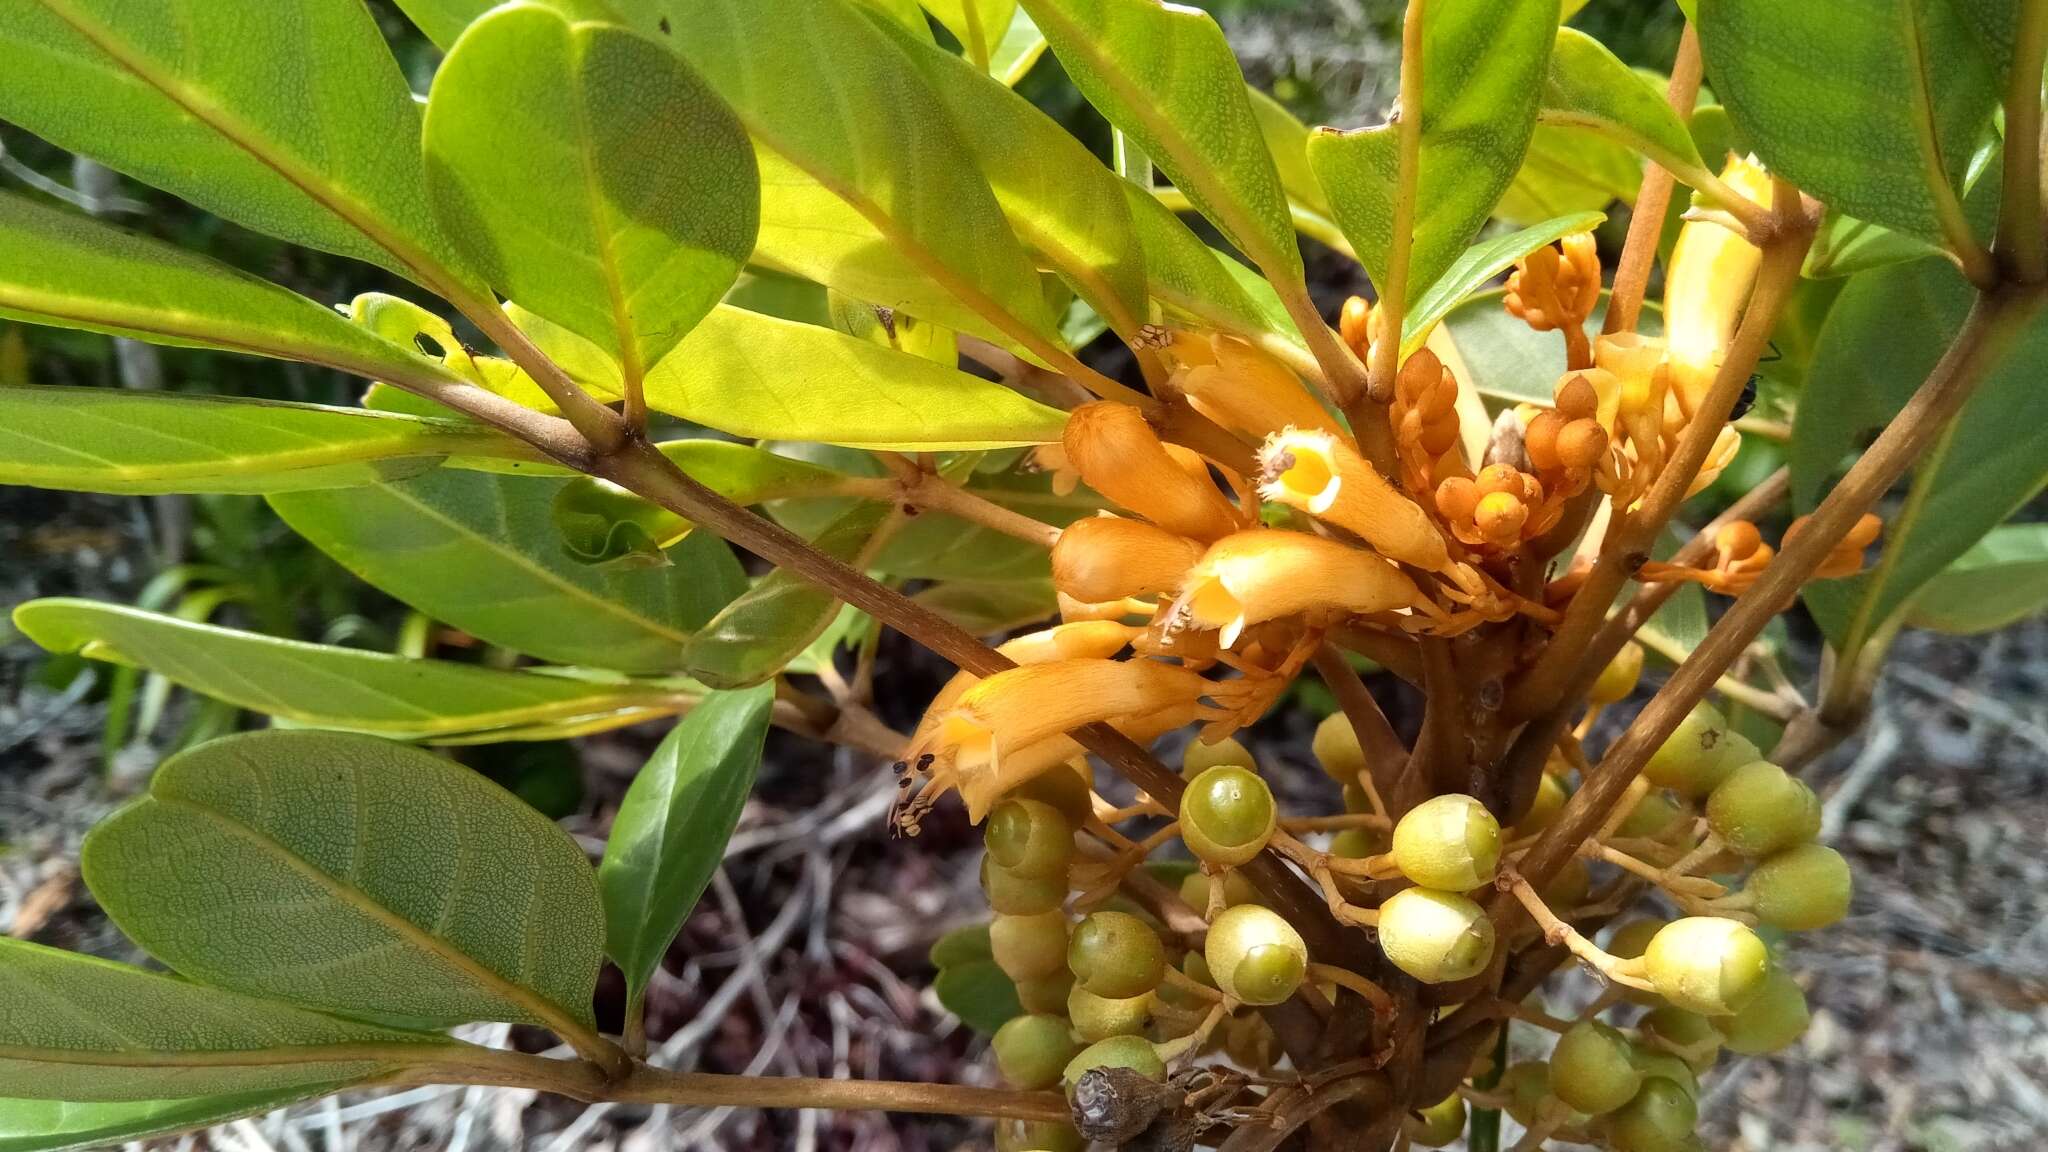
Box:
[1435, 476, 1480, 522]
[1171, 530, 1427, 647]
[1524, 410, 1566, 471]
[1030, 443, 1079, 496]
[1785, 513, 1882, 578]
[1716, 521, 1763, 564]
[1063, 402, 1241, 540]
[1556, 374, 1599, 422]
[1473, 491, 1528, 546]
[1553, 420, 1609, 470]
[1052, 516, 1206, 603]
[1258, 428, 1451, 572]
[1340, 296, 1374, 357]
[1178, 336, 1341, 439]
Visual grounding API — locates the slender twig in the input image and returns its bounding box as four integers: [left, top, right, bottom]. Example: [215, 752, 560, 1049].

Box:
[1313, 643, 1408, 802]
[1999, 0, 2048, 283]
[1368, 0, 1428, 409]
[1603, 25, 1704, 337]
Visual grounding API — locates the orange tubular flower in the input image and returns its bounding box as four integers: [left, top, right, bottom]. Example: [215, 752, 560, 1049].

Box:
[1169, 530, 1429, 648]
[1174, 335, 1342, 440]
[1639, 519, 1775, 594]
[1785, 512, 1882, 579]
[1052, 515, 1207, 604]
[1664, 155, 1773, 417]
[1257, 427, 1451, 572]
[896, 658, 1231, 825]
[1063, 402, 1242, 541]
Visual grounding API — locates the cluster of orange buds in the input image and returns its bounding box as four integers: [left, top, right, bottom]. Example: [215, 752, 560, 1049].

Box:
[1388, 346, 1464, 495]
[1521, 373, 1610, 500]
[1435, 463, 1563, 551]
[1505, 231, 1601, 368]
[1638, 513, 1881, 596]
[1339, 294, 1379, 362]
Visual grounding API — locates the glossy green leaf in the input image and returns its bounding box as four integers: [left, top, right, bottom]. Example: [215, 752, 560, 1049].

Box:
[0, 193, 457, 390]
[1128, 187, 1295, 347]
[1021, 0, 1303, 291]
[642, 306, 1068, 450]
[1308, 0, 1556, 306]
[14, 599, 685, 741]
[600, 686, 774, 1000]
[873, 16, 1149, 335]
[922, 0, 1019, 69]
[1698, 0, 2003, 245]
[1400, 210, 1605, 355]
[1539, 28, 1703, 177]
[1248, 86, 1333, 221]
[933, 960, 1022, 1035]
[0, 938, 442, 1102]
[914, 579, 1058, 634]
[0, 387, 539, 496]
[0, 1087, 338, 1152]
[659, 0, 1064, 358]
[391, 0, 664, 50]
[1792, 257, 2048, 649]
[992, 6, 1051, 84]
[0, 0, 472, 289]
[1493, 123, 1641, 226]
[1802, 139, 2004, 278]
[1440, 290, 1658, 405]
[1904, 524, 2048, 634]
[271, 468, 746, 673]
[424, 5, 755, 383]
[84, 730, 606, 1031]
[684, 503, 896, 689]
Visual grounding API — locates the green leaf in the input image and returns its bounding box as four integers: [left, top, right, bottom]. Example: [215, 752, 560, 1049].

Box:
[1439, 290, 1658, 406]
[552, 441, 855, 568]
[1020, 0, 1303, 290]
[932, 960, 1022, 1035]
[1698, 0, 2003, 245]
[1308, 0, 1556, 306]
[871, 15, 1150, 336]
[1400, 210, 1605, 355]
[922, 0, 1019, 69]
[14, 599, 687, 741]
[1540, 28, 1703, 178]
[270, 468, 747, 673]
[929, 923, 994, 969]
[83, 730, 607, 1032]
[683, 503, 897, 689]
[1493, 124, 1641, 226]
[1904, 524, 2048, 634]
[0, 193, 457, 389]
[0, 1088, 339, 1152]
[0, 0, 472, 290]
[600, 686, 774, 1000]
[1127, 187, 1296, 347]
[0, 937, 444, 1102]
[424, 5, 755, 383]
[914, 579, 1058, 633]
[1792, 257, 2048, 649]
[641, 306, 1068, 450]
[0, 387, 540, 496]
[1248, 86, 1334, 221]
[991, 6, 1051, 85]
[659, 0, 1065, 362]
[390, 0, 665, 50]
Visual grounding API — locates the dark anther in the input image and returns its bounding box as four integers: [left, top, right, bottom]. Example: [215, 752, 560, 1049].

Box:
[916, 752, 936, 770]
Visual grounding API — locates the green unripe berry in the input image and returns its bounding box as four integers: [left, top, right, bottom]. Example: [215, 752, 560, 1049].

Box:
[993, 1014, 1081, 1090]
[1706, 761, 1821, 857]
[1542, 857, 1593, 911]
[1616, 788, 1690, 840]
[1391, 794, 1502, 890]
[1312, 711, 1367, 783]
[1179, 765, 1277, 867]
[1640, 1007, 1724, 1073]
[990, 910, 1070, 982]
[1499, 1060, 1552, 1125]
[1062, 1035, 1164, 1091]
[1066, 983, 1151, 1040]
[1643, 703, 1757, 796]
[1409, 1092, 1467, 1147]
[1177, 868, 1259, 911]
[1182, 735, 1253, 778]
[1341, 783, 1373, 813]
[982, 856, 1068, 916]
[1331, 826, 1390, 859]
[1627, 1046, 1700, 1098]
[995, 1119, 1085, 1152]
[1607, 918, 1666, 960]
[1643, 917, 1770, 1016]
[1205, 904, 1308, 1006]
[1377, 887, 1495, 984]
[1155, 952, 1215, 1009]
[1067, 911, 1166, 999]
[1222, 1011, 1278, 1069]
[986, 799, 1074, 879]
[1515, 772, 1569, 836]
[1719, 967, 1809, 1055]
[1590, 640, 1644, 705]
[1014, 760, 1095, 826]
[1746, 843, 1852, 931]
[1604, 1078, 1698, 1152]
[1550, 1020, 1642, 1115]
[1015, 969, 1076, 1015]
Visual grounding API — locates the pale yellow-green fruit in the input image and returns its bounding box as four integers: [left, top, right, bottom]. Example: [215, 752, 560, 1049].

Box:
[1604, 1077, 1698, 1152]
[1643, 702, 1757, 796]
[1376, 887, 1495, 984]
[1639, 1006, 1724, 1073]
[1550, 1019, 1642, 1115]
[1615, 788, 1690, 840]
[1514, 771, 1569, 836]
[1499, 1060, 1552, 1125]
[1067, 910, 1166, 998]
[981, 855, 1067, 916]
[992, 1014, 1080, 1090]
[1409, 1092, 1467, 1147]
[1589, 640, 1644, 704]
[1312, 711, 1367, 783]
[1746, 843, 1853, 931]
[985, 798, 1074, 879]
[1204, 904, 1308, 1006]
[1062, 1035, 1164, 1091]
[1706, 760, 1821, 857]
[1179, 765, 1277, 867]
[1182, 735, 1254, 778]
[990, 910, 1070, 982]
[1066, 984, 1151, 1041]
[1719, 967, 1811, 1055]
[1390, 794, 1502, 891]
[1014, 969, 1075, 1015]
[1642, 917, 1770, 1016]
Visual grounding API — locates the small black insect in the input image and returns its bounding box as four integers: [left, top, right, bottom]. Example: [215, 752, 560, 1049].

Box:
[1732, 340, 1781, 421]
